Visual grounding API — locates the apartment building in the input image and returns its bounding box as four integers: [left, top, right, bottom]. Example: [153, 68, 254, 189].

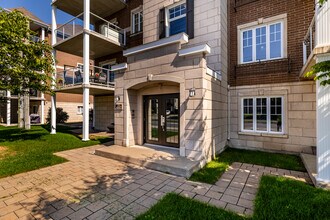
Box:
[228, 0, 330, 186]
[51, 0, 228, 162]
[51, 0, 330, 185]
[0, 8, 90, 125]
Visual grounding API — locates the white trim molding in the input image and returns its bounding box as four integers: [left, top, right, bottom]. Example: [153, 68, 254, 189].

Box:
[206, 67, 222, 81]
[123, 33, 189, 57]
[111, 63, 128, 71]
[178, 44, 211, 57]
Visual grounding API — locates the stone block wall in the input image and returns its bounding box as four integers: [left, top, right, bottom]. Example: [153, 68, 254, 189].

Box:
[229, 81, 316, 154]
[94, 95, 114, 131]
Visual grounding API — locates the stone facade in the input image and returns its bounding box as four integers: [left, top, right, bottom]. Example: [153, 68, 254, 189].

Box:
[112, 0, 229, 161]
[229, 81, 316, 154]
[94, 95, 114, 131]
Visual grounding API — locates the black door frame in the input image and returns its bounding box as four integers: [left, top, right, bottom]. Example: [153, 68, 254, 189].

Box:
[143, 93, 180, 148]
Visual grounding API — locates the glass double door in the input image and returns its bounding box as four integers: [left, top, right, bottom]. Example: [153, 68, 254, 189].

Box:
[144, 94, 180, 148]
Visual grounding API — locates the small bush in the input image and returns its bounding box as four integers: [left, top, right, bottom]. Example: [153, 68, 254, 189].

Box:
[46, 107, 69, 123]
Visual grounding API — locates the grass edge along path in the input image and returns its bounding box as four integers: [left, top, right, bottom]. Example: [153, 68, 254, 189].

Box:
[190, 147, 306, 184]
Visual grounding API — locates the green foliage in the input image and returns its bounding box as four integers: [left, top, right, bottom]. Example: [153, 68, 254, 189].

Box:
[46, 107, 69, 123]
[306, 61, 330, 86]
[0, 8, 54, 95]
[190, 148, 306, 184]
[319, 0, 328, 5]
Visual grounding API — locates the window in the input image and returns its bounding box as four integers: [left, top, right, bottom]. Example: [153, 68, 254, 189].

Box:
[240, 21, 284, 63]
[242, 97, 283, 133]
[132, 8, 143, 34]
[166, 2, 187, 37]
[77, 106, 83, 115]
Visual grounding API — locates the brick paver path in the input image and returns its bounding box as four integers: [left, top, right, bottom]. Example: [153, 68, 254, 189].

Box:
[0, 146, 312, 220]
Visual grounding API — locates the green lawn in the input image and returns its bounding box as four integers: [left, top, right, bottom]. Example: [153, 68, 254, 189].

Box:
[136, 193, 245, 220]
[190, 148, 306, 184]
[0, 125, 111, 178]
[138, 176, 330, 220]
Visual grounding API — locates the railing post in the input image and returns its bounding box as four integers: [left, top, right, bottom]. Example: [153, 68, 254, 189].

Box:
[107, 69, 110, 86]
[6, 91, 11, 126]
[310, 27, 313, 53]
[73, 21, 75, 35]
[73, 69, 75, 86]
[303, 42, 307, 64]
[41, 27, 45, 124]
[51, 4, 57, 134]
[124, 29, 126, 46]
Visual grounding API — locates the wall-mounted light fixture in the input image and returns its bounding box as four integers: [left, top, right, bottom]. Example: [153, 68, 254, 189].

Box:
[189, 88, 196, 97]
[115, 96, 120, 103]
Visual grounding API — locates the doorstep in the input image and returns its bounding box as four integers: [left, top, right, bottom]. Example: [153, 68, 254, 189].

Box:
[94, 145, 202, 178]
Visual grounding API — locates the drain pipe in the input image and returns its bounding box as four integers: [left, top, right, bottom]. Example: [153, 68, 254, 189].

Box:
[227, 85, 231, 143]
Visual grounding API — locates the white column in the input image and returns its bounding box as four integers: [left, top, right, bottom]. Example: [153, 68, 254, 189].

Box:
[51, 5, 57, 134]
[82, 0, 90, 141]
[6, 91, 11, 126]
[93, 96, 95, 128]
[40, 28, 46, 124]
[316, 54, 330, 185]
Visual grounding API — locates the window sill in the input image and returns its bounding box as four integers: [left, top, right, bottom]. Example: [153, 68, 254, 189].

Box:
[238, 131, 288, 138]
[237, 58, 288, 67]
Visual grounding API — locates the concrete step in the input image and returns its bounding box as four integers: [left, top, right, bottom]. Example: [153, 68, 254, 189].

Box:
[301, 153, 317, 186]
[94, 145, 202, 178]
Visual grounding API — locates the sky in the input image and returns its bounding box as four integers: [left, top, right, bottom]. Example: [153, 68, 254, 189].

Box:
[0, 0, 73, 24]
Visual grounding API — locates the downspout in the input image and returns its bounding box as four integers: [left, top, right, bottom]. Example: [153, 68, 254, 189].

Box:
[227, 85, 231, 143]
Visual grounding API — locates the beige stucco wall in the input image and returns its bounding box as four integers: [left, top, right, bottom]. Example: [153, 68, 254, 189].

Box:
[94, 95, 114, 131]
[229, 81, 316, 154]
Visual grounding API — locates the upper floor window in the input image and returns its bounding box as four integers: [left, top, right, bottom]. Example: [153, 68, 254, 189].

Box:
[166, 2, 187, 37]
[131, 8, 143, 34]
[240, 21, 284, 64]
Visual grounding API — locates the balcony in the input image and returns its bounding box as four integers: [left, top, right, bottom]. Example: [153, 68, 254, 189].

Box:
[301, 1, 330, 76]
[55, 65, 115, 95]
[52, 0, 126, 19]
[54, 12, 126, 59]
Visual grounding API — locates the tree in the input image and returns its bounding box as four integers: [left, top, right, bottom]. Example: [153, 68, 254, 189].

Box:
[46, 107, 69, 124]
[0, 8, 54, 129]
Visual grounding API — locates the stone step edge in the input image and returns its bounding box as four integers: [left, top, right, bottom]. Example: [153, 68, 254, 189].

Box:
[94, 149, 201, 178]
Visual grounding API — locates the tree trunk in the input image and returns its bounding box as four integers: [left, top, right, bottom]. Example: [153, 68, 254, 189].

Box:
[18, 95, 24, 128]
[23, 93, 31, 130]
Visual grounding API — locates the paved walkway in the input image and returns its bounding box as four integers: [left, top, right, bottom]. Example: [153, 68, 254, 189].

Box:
[0, 146, 312, 220]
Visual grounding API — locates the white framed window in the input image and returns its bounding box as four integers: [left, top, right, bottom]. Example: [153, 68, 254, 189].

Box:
[242, 97, 284, 134]
[131, 7, 143, 34]
[166, 1, 187, 37]
[77, 106, 83, 115]
[240, 21, 284, 64]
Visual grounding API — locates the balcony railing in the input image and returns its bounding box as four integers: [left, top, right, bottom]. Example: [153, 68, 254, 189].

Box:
[303, 15, 315, 65]
[303, 1, 330, 65]
[54, 12, 126, 46]
[56, 65, 115, 88]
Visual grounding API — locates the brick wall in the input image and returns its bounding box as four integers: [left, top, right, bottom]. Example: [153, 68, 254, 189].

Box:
[95, 0, 143, 65]
[229, 0, 315, 86]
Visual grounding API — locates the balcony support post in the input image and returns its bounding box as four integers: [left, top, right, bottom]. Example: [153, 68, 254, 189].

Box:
[82, 0, 91, 141]
[6, 91, 11, 126]
[41, 27, 45, 124]
[303, 42, 307, 64]
[51, 5, 57, 134]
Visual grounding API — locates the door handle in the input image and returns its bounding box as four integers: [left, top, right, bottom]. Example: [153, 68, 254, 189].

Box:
[161, 115, 165, 131]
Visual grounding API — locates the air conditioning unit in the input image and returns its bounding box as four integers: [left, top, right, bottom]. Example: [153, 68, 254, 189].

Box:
[100, 24, 120, 43]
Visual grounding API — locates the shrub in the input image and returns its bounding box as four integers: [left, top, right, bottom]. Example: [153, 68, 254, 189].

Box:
[46, 107, 69, 123]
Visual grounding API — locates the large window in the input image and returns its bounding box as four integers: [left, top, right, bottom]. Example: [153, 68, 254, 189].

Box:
[242, 97, 284, 133]
[132, 8, 143, 34]
[241, 22, 284, 63]
[167, 2, 187, 37]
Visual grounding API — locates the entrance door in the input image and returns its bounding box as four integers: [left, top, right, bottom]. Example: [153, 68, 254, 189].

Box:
[144, 94, 180, 148]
